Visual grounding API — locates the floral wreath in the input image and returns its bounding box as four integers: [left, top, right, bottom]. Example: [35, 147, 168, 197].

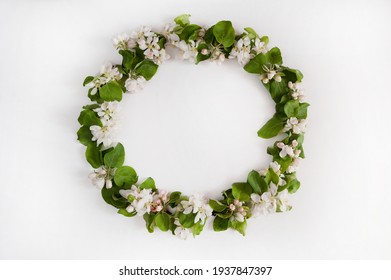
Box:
[77, 15, 309, 239]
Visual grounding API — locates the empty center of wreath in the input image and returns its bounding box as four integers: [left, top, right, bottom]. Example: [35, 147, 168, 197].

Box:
[120, 62, 274, 194]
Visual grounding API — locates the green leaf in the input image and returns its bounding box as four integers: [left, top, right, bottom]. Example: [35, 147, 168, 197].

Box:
[284, 100, 300, 117]
[119, 50, 135, 71]
[243, 53, 267, 74]
[77, 126, 93, 146]
[192, 221, 205, 236]
[168, 191, 181, 205]
[269, 169, 280, 185]
[247, 170, 268, 194]
[78, 109, 102, 126]
[179, 24, 201, 42]
[114, 166, 138, 188]
[257, 116, 285, 139]
[174, 14, 191, 26]
[178, 212, 196, 228]
[101, 185, 127, 209]
[270, 78, 289, 102]
[118, 208, 136, 217]
[143, 213, 156, 233]
[283, 67, 304, 83]
[266, 47, 283, 65]
[213, 20, 235, 48]
[139, 177, 156, 191]
[232, 182, 252, 201]
[134, 60, 158, 81]
[297, 103, 310, 119]
[231, 220, 247, 236]
[287, 179, 301, 193]
[209, 199, 227, 212]
[100, 81, 122, 101]
[213, 216, 229, 232]
[103, 143, 125, 168]
[86, 142, 103, 168]
[203, 26, 215, 44]
[155, 213, 170, 232]
[244, 27, 259, 39]
[83, 76, 94, 86]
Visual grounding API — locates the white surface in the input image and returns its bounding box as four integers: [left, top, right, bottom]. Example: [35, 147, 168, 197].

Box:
[0, 0, 390, 259]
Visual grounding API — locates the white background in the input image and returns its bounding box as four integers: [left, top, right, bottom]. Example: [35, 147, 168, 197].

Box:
[0, 0, 390, 259]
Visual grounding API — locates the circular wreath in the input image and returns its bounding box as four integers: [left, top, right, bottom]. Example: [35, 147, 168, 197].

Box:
[77, 15, 309, 239]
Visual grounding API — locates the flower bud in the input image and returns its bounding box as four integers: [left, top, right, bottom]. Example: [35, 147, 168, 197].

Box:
[229, 204, 236, 211]
[105, 179, 112, 189]
[201, 49, 209, 55]
[233, 199, 239, 205]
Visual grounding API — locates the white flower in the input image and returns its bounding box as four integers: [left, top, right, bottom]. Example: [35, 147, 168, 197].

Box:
[287, 157, 302, 173]
[229, 36, 251, 65]
[277, 190, 291, 212]
[88, 166, 115, 189]
[276, 142, 295, 158]
[90, 118, 118, 148]
[252, 37, 267, 54]
[113, 33, 131, 50]
[176, 40, 198, 63]
[269, 161, 281, 174]
[288, 81, 305, 101]
[163, 23, 180, 43]
[181, 193, 213, 224]
[125, 76, 146, 93]
[138, 35, 161, 60]
[259, 168, 268, 176]
[120, 186, 154, 216]
[250, 183, 278, 217]
[131, 26, 154, 40]
[259, 65, 282, 84]
[100, 62, 122, 83]
[283, 117, 307, 134]
[93, 101, 120, 121]
[174, 219, 192, 240]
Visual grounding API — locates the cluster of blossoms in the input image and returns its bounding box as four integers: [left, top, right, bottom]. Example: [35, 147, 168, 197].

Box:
[89, 101, 120, 149]
[229, 36, 267, 65]
[86, 63, 123, 96]
[229, 199, 248, 223]
[89, 166, 116, 189]
[288, 81, 305, 101]
[119, 186, 170, 216]
[283, 117, 307, 134]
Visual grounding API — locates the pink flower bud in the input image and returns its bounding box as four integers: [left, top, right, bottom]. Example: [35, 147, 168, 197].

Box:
[229, 204, 236, 211]
[105, 179, 112, 189]
[234, 199, 239, 205]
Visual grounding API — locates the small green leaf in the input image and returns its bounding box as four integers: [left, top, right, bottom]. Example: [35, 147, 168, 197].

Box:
[104, 143, 125, 168]
[179, 24, 201, 42]
[143, 213, 156, 233]
[192, 221, 205, 236]
[86, 142, 103, 168]
[179, 212, 196, 228]
[284, 100, 300, 117]
[283, 67, 304, 83]
[118, 208, 136, 217]
[134, 60, 158, 81]
[213, 20, 235, 48]
[100, 81, 122, 101]
[232, 182, 252, 201]
[139, 177, 156, 191]
[114, 166, 138, 187]
[257, 116, 285, 139]
[209, 199, 227, 212]
[213, 216, 229, 232]
[243, 53, 267, 74]
[297, 103, 310, 119]
[203, 26, 215, 44]
[174, 14, 191, 26]
[101, 185, 127, 209]
[155, 213, 170, 232]
[270, 79, 289, 102]
[231, 220, 247, 236]
[119, 50, 135, 71]
[287, 179, 301, 193]
[168, 191, 181, 205]
[77, 126, 93, 146]
[247, 170, 268, 194]
[244, 27, 259, 39]
[83, 76, 94, 86]
[266, 47, 283, 65]
[78, 109, 102, 126]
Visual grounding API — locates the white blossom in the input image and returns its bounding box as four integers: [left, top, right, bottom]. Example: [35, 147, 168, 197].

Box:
[229, 36, 252, 65]
[131, 26, 154, 41]
[287, 157, 302, 173]
[100, 62, 122, 83]
[283, 117, 307, 134]
[93, 101, 120, 121]
[250, 182, 278, 217]
[88, 166, 115, 189]
[276, 142, 294, 158]
[229, 199, 247, 223]
[125, 76, 146, 93]
[90, 118, 118, 148]
[252, 37, 267, 54]
[288, 81, 305, 101]
[120, 186, 154, 216]
[259, 65, 282, 84]
[277, 190, 291, 212]
[163, 23, 180, 43]
[181, 193, 213, 224]
[138, 35, 161, 59]
[176, 40, 198, 63]
[269, 161, 281, 174]
[113, 33, 132, 50]
[174, 219, 192, 240]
